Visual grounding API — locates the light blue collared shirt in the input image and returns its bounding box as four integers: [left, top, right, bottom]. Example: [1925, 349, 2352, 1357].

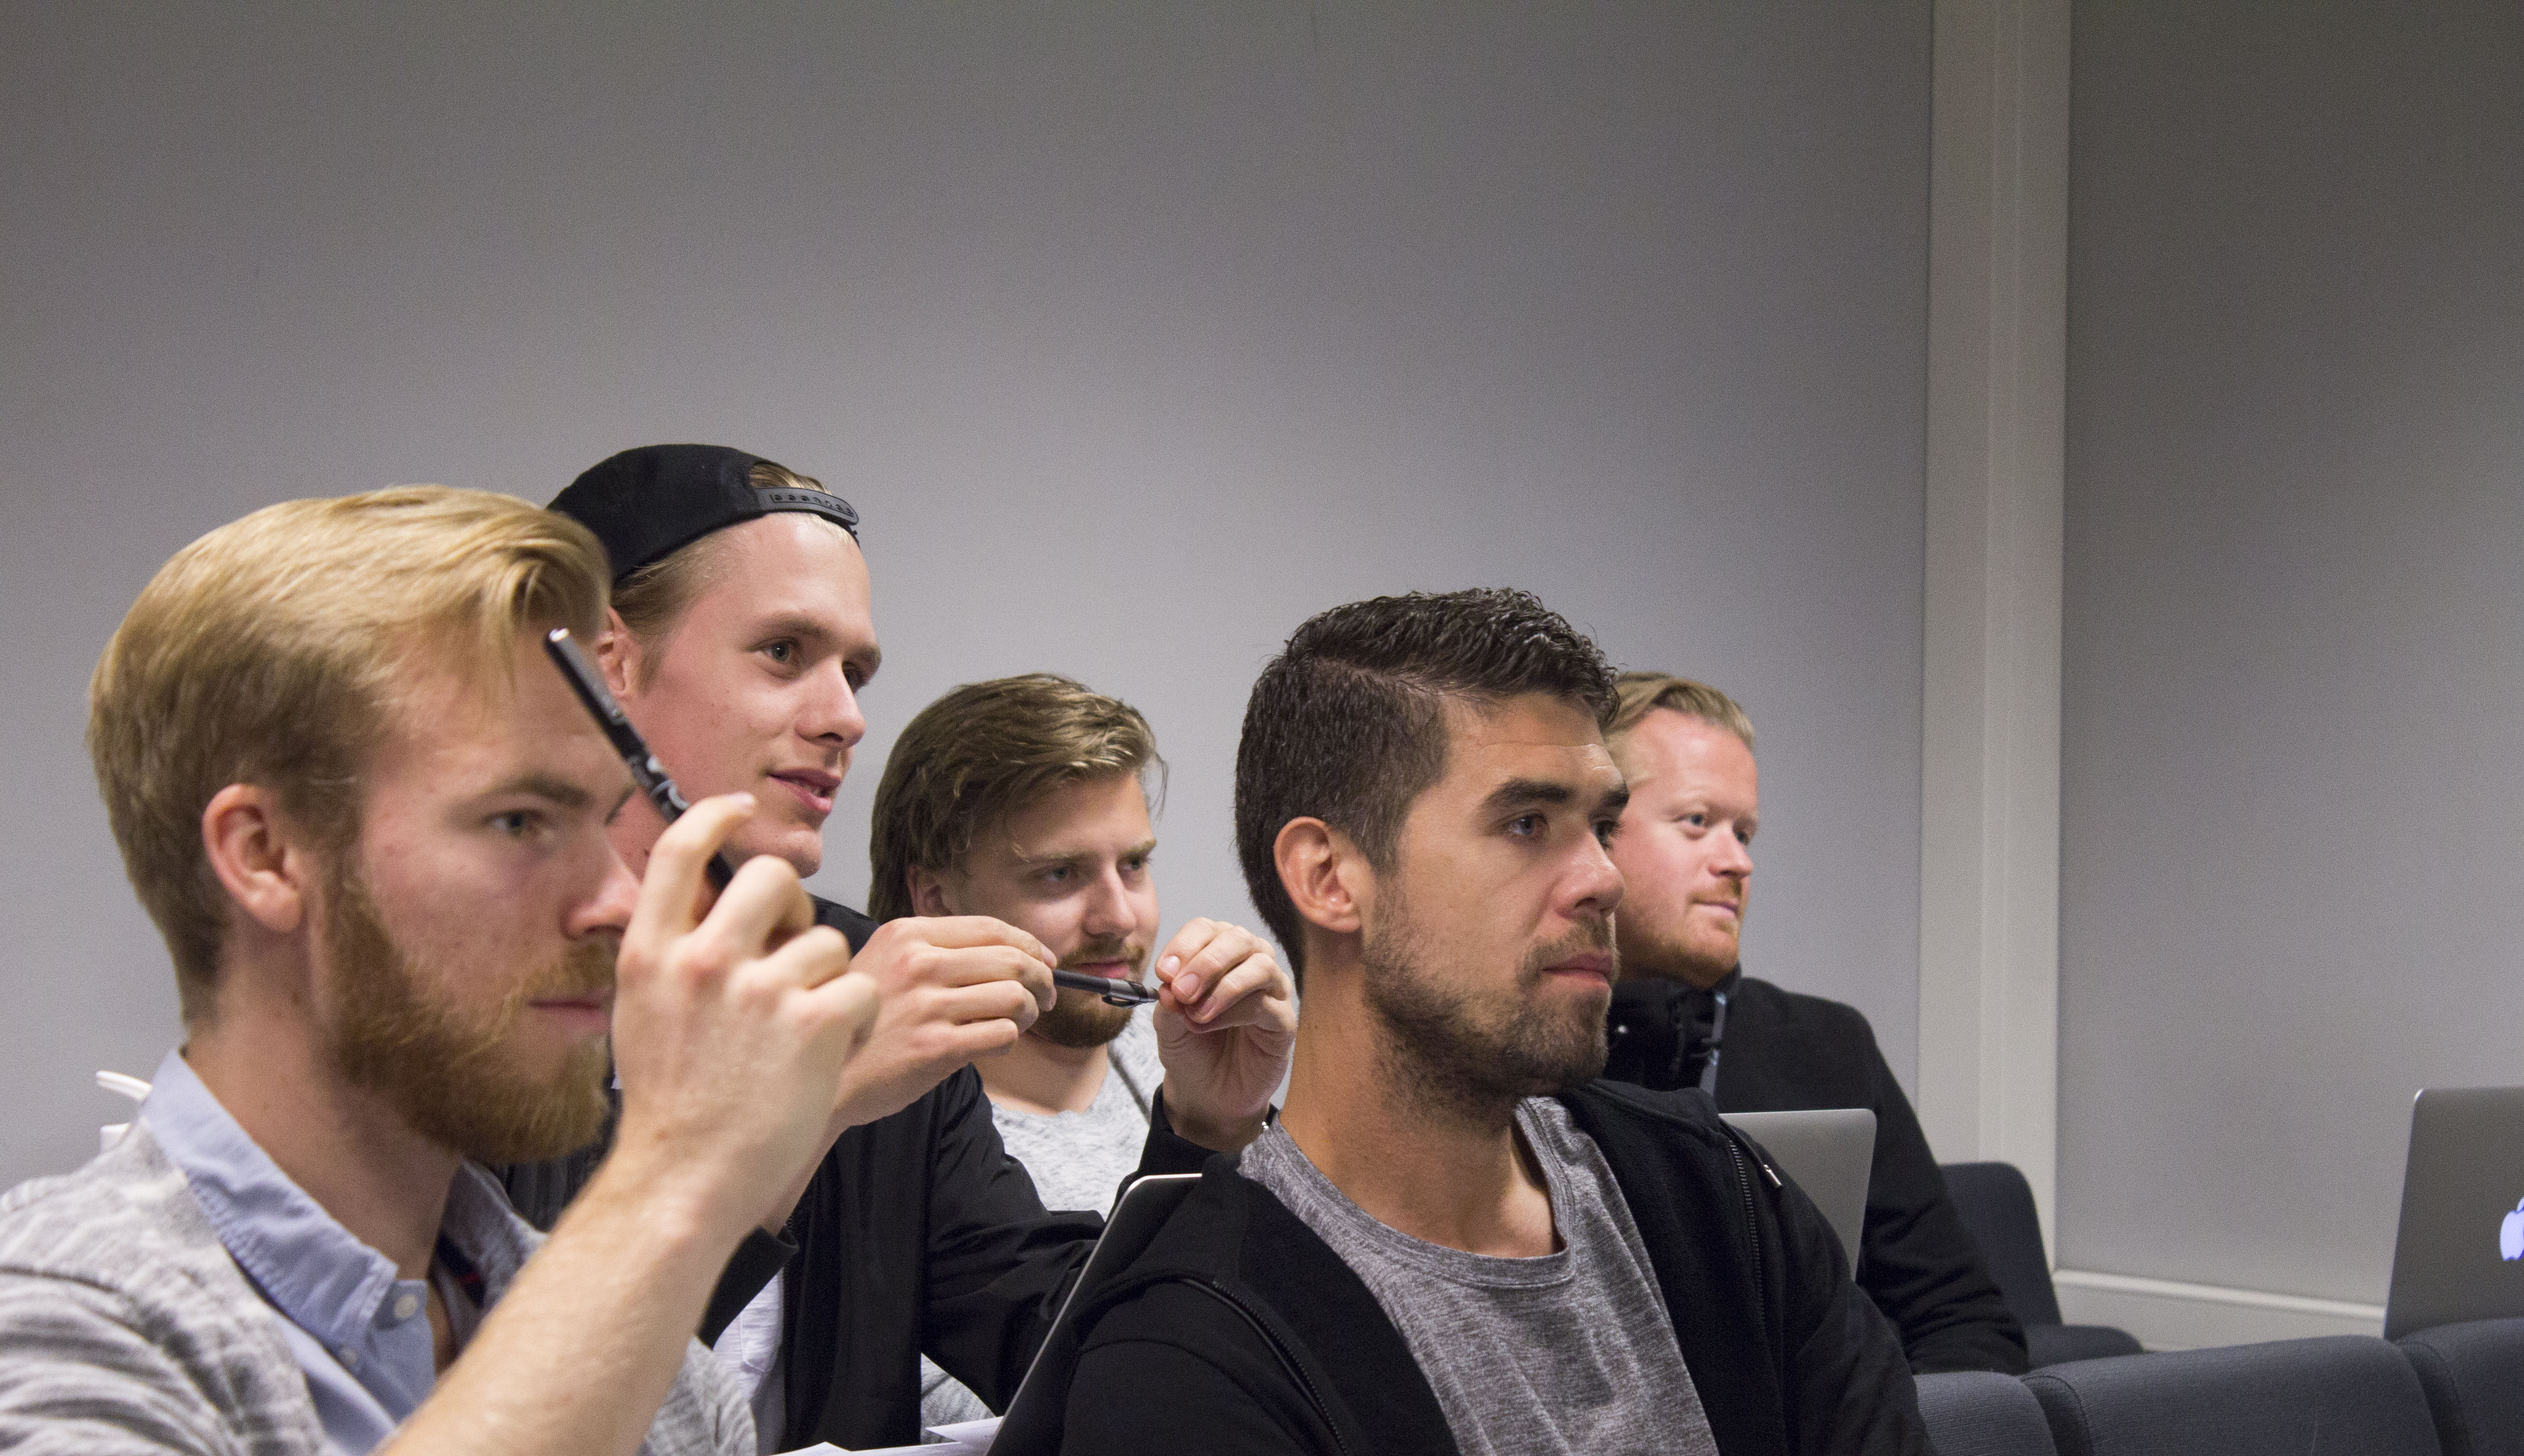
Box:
[138, 1048, 530, 1455]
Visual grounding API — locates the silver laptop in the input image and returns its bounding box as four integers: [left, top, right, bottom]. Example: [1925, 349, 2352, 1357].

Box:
[2383, 1086, 2524, 1339]
[1723, 1108, 1875, 1274]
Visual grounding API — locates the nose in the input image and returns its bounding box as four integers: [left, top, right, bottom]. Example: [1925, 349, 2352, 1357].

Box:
[1712, 825, 1753, 879]
[798, 659, 867, 751]
[570, 842, 643, 940]
[1568, 829, 1625, 919]
[1080, 865, 1137, 939]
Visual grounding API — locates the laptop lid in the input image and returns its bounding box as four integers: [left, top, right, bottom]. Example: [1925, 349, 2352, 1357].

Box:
[990, 1172, 1204, 1442]
[1722, 1108, 1875, 1275]
[2383, 1086, 2524, 1340]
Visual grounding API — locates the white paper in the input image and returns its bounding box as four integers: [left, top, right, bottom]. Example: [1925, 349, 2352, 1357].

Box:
[793, 1414, 1002, 1456]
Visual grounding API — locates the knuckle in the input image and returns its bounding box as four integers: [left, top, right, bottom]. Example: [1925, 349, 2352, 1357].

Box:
[674, 935, 738, 982]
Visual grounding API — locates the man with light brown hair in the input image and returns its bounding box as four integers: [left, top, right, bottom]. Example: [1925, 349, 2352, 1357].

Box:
[0, 487, 881, 1454]
[867, 674, 1295, 1429]
[1600, 670, 2028, 1375]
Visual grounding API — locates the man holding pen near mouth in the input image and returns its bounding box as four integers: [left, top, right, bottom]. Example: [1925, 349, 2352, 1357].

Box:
[506, 445, 1296, 1451]
[859, 672, 1287, 1430]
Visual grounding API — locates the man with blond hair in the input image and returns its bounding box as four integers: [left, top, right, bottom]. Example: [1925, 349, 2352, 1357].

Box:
[1599, 671, 2026, 1374]
[865, 674, 1292, 1428]
[0, 488, 882, 1455]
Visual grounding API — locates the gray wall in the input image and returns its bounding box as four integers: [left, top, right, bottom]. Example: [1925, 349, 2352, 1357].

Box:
[2061, 3, 2524, 1301]
[0, 2, 1932, 1188]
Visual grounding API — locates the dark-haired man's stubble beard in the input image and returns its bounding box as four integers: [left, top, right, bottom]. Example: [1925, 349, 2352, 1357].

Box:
[1029, 935, 1145, 1050]
[1358, 890, 1612, 1124]
[321, 867, 615, 1164]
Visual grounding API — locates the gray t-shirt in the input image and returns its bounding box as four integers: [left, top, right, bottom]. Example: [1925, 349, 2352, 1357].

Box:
[918, 1014, 1162, 1433]
[1239, 1099, 1719, 1456]
[988, 1013, 1161, 1213]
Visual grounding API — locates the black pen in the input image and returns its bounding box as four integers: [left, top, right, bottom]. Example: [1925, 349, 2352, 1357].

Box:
[544, 628, 739, 890]
[1053, 968, 1158, 1007]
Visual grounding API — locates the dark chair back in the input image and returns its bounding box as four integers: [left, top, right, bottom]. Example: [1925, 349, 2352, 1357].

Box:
[2398, 1316, 2524, 1456]
[1913, 1371, 2058, 1456]
[2025, 1336, 2439, 1456]
[1940, 1161, 2062, 1325]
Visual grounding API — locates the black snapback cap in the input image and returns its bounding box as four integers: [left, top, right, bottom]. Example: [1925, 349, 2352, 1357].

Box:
[549, 443, 860, 584]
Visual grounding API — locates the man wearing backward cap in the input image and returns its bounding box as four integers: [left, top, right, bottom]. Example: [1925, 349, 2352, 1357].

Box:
[501, 445, 1296, 1451]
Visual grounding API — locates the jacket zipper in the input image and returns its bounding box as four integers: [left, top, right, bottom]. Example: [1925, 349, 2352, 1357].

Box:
[1721, 1133, 1773, 1352]
[1175, 1277, 1361, 1456]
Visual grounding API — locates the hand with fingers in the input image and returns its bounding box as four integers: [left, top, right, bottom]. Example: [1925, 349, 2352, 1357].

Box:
[1149, 917, 1298, 1152]
[603, 793, 883, 1242]
[824, 914, 1060, 1131]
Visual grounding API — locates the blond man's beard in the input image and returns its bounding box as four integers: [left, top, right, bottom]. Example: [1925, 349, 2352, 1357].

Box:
[322, 866, 615, 1164]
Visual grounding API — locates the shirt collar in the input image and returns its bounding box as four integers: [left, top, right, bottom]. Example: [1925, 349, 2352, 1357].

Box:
[140, 1048, 404, 1353]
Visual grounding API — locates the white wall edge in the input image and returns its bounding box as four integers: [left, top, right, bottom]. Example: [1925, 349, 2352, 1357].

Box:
[2054, 1269, 2387, 1350]
[1916, 0, 2070, 1253]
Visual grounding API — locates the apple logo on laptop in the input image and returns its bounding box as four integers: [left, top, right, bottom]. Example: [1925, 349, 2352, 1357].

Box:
[2503, 1199, 2524, 1262]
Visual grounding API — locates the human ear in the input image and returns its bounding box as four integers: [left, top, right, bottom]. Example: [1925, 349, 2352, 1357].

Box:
[906, 865, 958, 918]
[200, 784, 312, 936]
[1274, 818, 1364, 937]
[595, 608, 639, 699]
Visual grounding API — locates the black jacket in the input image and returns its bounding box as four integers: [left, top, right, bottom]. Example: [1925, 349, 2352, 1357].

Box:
[1604, 969, 2028, 1375]
[1019, 1081, 1927, 1456]
[500, 896, 1216, 1449]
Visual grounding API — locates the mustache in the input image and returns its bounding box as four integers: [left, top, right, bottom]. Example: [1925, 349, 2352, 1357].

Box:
[1059, 938, 1146, 974]
[516, 939, 617, 1002]
[1522, 917, 1615, 978]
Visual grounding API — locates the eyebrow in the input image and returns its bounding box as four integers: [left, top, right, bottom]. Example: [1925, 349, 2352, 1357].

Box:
[1018, 837, 1159, 868]
[756, 612, 839, 652]
[483, 772, 599, 811]
[1480, 777, 1631, 819]
[1481, 778, 1574, 815]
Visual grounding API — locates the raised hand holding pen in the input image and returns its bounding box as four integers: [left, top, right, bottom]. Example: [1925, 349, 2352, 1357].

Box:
[605, 793, 881, 1234]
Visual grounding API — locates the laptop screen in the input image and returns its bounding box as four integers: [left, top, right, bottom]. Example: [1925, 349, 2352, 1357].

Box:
[2384, 1086, 2524, 1340]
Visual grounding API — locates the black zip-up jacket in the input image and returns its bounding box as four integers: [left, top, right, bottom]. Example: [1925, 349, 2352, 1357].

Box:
[1604, 969, 2029, 1376]
[500, 897, 1216, 1450]
[1006, 1080, 1928, 1456]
